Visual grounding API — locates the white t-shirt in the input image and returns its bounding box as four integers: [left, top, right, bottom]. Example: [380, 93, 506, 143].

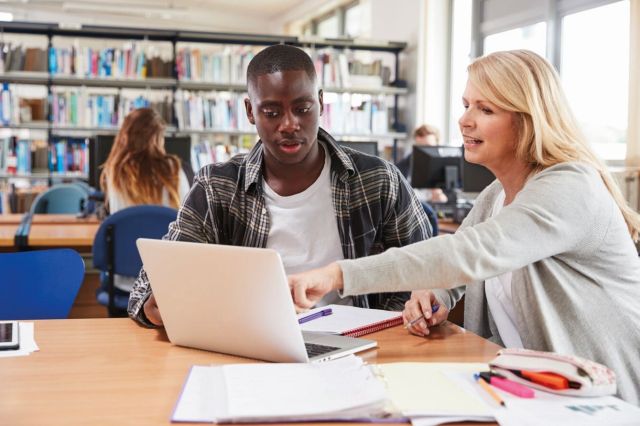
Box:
[263, 143, 351, 307]
[484, 190, 524, 348]
[108, 168, 190, 292]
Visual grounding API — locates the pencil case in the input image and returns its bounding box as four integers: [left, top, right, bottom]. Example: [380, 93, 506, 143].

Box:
[488, 348, 616, 397]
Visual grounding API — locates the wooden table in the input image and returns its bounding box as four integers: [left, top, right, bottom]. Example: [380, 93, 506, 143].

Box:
[439, 218, 460, 234]
[0, 318, 501, 425]
[0, 213, 100, 251]
[27, 214, 100, 250]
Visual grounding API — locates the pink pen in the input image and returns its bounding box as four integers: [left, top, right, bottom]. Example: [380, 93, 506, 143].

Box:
[480, 372, 535, 398]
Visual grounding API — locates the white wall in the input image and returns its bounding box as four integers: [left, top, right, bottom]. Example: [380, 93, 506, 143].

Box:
[369, 0, 422, 141]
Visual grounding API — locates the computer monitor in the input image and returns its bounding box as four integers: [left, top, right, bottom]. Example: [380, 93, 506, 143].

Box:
[89, 135, 192, 190]
[462, 158, 495, 193]
[410, 145, 462, 190]
[337, 141, 379, 157]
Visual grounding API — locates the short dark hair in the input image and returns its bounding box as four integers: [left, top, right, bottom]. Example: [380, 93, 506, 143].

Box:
[247, 44, 317, 86]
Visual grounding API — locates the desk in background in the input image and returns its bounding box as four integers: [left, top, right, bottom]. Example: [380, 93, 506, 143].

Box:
[438, 218, 460, 234]
[0, 213, 100, 251]
[0, 318, 501, 425]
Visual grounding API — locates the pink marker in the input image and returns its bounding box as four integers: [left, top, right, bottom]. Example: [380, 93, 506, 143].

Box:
[480, 372, 535, 398]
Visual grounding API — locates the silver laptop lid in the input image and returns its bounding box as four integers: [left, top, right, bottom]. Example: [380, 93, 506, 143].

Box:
[137, 239, 310, 363]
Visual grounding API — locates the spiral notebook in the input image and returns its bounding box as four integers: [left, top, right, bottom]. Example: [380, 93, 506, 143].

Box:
[298, 304, 403, 337]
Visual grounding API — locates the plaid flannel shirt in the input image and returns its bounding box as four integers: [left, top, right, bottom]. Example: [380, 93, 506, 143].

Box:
[129, 128, 432, 327]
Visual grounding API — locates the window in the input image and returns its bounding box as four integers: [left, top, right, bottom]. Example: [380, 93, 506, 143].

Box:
[344, 3, 362, 38]
[483, 22, 547, 56]
[316, 13, 340, 38]
[460, 0, 633, 163]
[448, 0, 473, 146]
[561, 1, 630, 160]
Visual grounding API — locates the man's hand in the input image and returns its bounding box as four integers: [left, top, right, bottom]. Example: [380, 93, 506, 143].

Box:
[143, 294, 164, 327]
[402, 290, 449, 336]
[288, 263, 343, 311]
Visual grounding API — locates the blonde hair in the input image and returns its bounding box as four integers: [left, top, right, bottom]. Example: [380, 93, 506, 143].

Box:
[413, 124, 440, 142]
[101, 108, 181, 208]
[468, 50, 640, 240]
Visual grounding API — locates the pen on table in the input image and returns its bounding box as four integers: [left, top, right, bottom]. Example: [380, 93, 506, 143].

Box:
[404, 304, 440, 329]
[298, 308, 333, 324]
[474, 373, 506, 407]
[479, 372, 535, 398]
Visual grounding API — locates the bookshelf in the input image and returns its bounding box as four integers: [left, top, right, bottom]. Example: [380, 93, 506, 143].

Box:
[0, 21, 409, 210]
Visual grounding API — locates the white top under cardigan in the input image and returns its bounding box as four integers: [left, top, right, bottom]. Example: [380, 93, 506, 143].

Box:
[337, 162, 640, 405]
[483, 189, 523, 348]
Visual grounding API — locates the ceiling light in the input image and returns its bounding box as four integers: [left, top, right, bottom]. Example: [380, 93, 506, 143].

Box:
[0, 11, 13, 22]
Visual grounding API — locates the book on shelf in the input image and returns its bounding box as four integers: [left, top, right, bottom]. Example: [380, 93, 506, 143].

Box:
[306, 48, 391, 89]
[49, 43, 173, 79]
[176, 45, 257, 84]
[174, 90, 252, 132]
[0, 137, 53, 175]
[321, 93, 389, 135]
[297, 304, 403, 337]
[51, 88, 172, 127]
[48, 138, 88, 174]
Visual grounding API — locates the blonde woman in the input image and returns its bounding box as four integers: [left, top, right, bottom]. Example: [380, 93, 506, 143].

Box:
[101, 107, 190, 292]
[289, 50, 640, 404]
[101, 107, 190, 213]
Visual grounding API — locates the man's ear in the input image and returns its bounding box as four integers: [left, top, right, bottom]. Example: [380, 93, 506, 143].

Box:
[318, 89, 324, 116]
[244, 97, 255, 125]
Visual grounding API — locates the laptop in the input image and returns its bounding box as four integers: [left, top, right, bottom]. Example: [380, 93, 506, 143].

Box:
[136, 239, 377, 362]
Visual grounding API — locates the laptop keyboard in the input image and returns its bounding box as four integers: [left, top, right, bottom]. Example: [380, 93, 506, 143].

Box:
[305, 342, 340, 358]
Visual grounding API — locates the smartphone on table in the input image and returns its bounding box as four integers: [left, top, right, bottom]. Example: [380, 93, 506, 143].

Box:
[0, 321, 20, 350]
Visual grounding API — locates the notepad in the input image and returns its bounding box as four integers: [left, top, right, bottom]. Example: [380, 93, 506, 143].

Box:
[297, 304, 403, 337]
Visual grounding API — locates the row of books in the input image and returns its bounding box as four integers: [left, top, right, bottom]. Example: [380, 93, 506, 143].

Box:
[321, 94, 390, 135]
[174, 90, 252, 131]
[308, 49, 391, 88]
[48, 44, 173, 79]
[191, 140, 250, 171]
[175, 46, 257, 84]
[0, 137, 88, 175]
[0, 43, 48, 73]
[50, 89, 172, 127]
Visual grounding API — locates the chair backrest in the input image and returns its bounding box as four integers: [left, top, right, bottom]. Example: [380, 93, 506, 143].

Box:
[0, 249, 85, 320]
[92, 205, 177, 277]
[30, 184, 89, 214]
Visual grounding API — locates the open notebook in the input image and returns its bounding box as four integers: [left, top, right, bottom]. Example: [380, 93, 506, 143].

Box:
[172, 356, 494, 423]
[297, 304, 403, 337]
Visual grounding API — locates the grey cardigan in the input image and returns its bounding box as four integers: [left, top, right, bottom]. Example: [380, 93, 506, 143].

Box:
[339, 162, 640, 405]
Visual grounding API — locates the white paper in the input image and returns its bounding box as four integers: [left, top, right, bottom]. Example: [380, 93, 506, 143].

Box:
[172, 355, 390, 423]
[450, 370, 640, 425]
[376, 363, 493, 417]
[298, 304, 401, 335]
[0, 322, 38, 358]
[494, 394, 640, 426]
[411, 415, 495, 426]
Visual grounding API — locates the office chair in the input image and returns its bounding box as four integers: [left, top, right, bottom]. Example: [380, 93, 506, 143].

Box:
[0, 249, 85, 320]
[30, 183, 89, 214]
[93, 205, 177, 317]
[421, 202, 439, 236]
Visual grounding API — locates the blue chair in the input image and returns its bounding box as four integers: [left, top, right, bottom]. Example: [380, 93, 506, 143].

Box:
[421, 201, 439, 236]
[0, 249, 85, 320]
[30, 183, 89, 214]
[93, 205, 177, 317]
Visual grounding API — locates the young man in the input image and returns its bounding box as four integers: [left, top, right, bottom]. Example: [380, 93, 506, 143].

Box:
[128, 44, 432, 327]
